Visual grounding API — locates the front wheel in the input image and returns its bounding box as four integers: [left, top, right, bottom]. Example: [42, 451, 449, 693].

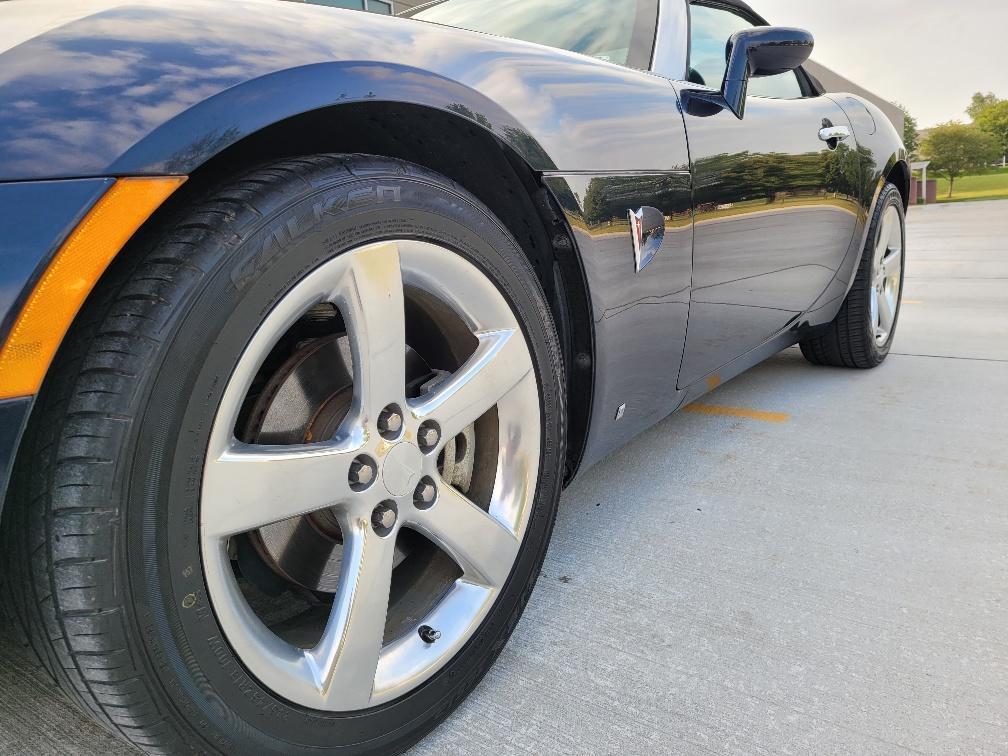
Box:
[3, 155, 565, 754]
[800, 181, 906, 368]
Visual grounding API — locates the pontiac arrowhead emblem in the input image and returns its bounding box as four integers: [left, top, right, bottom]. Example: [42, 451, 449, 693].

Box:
[628, 206, 666, 273]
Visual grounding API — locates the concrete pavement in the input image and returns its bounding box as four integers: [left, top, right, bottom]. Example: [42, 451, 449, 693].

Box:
[2, 199, 1006, 755]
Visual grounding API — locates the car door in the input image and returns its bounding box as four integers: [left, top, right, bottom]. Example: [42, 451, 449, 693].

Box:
[674, 1, 861, 388]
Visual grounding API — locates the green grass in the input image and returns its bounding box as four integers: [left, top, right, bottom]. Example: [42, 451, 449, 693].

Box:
[927, 169, 1008, 203]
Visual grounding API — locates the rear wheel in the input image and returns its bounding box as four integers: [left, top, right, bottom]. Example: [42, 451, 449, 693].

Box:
[800, 182, 906, 368]
[2, 155, 565, 753]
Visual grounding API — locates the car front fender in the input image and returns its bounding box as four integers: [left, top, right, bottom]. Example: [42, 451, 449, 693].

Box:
[0, 0, 687, 180]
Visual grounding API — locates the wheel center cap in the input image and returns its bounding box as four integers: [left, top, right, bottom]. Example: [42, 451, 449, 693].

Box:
[382, 442, 423, 497]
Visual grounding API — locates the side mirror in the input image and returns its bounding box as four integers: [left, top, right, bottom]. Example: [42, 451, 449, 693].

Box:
[684, 27, 814, 120]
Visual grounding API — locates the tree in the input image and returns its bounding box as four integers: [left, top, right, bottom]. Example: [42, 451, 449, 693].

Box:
[894, 102, 919, 159]
[967, 92, 1000, 121]
[920, 122, 1000, 197]
[974, 100, 1008, 167]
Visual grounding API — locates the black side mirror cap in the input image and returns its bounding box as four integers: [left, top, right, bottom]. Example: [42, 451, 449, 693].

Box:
[682, 26, 814, 121]
[732, 27, 815, 78]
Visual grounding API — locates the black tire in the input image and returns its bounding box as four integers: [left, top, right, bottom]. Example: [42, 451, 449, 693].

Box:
[799, 182, 906, 368]
[2, 155, 565, 754]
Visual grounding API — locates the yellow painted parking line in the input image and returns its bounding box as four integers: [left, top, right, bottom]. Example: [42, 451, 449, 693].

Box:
[683, 403, 791, 423]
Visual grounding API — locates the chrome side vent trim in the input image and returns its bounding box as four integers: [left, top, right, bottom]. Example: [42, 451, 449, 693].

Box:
[628, 206, 666, 273]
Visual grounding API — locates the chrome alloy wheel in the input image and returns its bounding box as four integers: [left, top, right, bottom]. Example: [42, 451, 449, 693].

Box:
[870, 204, 903, 345]
[200, 239, 541, 711]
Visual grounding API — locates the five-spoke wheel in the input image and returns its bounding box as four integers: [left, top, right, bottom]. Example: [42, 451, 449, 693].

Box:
[202, 239, 541, 710]
[870, 204, 904, 345]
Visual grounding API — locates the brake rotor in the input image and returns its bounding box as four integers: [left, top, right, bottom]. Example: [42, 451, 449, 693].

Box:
[422, 371, 475, 493]
[241, 333, 475, 595]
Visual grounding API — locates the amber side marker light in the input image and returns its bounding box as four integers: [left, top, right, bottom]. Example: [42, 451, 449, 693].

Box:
[0, 176, 186, 400]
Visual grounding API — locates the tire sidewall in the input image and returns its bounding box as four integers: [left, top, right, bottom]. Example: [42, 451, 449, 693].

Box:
[124, 164, 563, 753]
[863, 184, 906, 361]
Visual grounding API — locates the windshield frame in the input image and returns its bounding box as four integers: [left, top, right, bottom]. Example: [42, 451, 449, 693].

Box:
[402, 0, 660, 71]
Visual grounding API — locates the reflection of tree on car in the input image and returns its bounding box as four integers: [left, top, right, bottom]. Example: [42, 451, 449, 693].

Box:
[690, 144, 866, 211]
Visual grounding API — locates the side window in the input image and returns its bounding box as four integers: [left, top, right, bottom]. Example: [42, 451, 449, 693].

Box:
[688, 3, 804, 100]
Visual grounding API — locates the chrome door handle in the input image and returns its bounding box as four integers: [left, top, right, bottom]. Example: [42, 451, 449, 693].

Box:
[819, 125, 851, 143]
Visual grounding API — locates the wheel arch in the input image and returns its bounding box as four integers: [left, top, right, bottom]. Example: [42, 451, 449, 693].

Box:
[119, 100, 595, 481]
[108, 61, 556, 175]
[852, 150, 909, 282]
[886, 158, 911, 210]
[845, 157, 907, 295]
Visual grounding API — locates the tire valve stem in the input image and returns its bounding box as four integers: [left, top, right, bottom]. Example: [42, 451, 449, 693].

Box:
[418, 625, 441, 644]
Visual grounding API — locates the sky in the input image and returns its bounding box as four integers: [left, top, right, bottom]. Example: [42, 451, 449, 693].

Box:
[757, 0, 1008, 127]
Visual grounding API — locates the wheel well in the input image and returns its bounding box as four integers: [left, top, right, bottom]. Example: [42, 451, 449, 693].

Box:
[887, 160, 910, 210]
[144, 102, 593, 479]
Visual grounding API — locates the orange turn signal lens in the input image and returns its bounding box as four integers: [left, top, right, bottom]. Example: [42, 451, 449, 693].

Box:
[0, 176, 186, 400]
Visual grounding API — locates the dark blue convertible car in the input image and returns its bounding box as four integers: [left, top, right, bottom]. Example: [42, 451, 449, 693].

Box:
[0, 0, 907, 752]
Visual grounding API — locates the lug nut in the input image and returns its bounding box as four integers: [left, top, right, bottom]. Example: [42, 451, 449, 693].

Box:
[417, 421, 440, 453]
[349, 456, 376, 491]
[418, 625, 441, 644]
[371, 502, 397, 533]
[413, 477, 437, 509]
[377, 404, 403, 439]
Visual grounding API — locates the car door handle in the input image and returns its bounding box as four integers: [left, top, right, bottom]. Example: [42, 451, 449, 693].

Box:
[819, 125, 851, 143]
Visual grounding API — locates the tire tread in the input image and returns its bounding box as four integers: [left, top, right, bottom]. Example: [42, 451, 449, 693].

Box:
[799, 182, 904, 369]
[2, 153, 564, 755]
